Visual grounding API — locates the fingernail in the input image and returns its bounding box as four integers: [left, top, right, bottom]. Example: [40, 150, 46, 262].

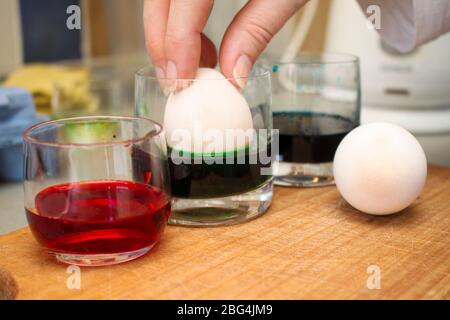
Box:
[155, 66, 170, 96]
[166, 60, 177, 80]
[233, 54, 252, 88]
[155, 66, 165, 79]
[165, 60, 178, 95]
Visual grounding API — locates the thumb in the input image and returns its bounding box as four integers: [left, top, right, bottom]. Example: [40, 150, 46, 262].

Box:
[219, 0, 307, 87]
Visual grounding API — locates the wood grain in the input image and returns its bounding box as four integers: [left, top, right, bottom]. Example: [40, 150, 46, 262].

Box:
[0, 166, 449, 300]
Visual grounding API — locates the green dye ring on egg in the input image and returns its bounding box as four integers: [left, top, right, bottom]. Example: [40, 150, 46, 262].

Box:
[168, 145, 250, 159]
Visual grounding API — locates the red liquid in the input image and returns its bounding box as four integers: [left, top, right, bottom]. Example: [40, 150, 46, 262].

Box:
[26, 180, 171, 255]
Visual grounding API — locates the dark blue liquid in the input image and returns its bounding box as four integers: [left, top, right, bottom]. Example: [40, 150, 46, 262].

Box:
[274, 112, 356, 163]
[168, 145, 272, 199]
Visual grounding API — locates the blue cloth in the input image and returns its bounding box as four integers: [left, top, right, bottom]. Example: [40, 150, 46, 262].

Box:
[0, 87, 36, 121]
[0, 87, 42, 147]
[0, 87, 47, 181]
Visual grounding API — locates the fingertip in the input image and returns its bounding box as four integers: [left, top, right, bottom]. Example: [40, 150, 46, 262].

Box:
[219, 0, 304, 83]
[219, 32, 255, 88]
[232, 54, 253, 88]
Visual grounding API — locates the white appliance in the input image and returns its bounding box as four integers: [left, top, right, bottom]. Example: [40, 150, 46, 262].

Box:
[324, 0, 450, 166]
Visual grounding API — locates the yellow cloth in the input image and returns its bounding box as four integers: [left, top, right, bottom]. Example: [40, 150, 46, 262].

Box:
[3, 64, 97, 117]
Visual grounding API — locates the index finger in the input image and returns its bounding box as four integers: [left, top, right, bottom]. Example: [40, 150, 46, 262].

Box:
[164, 0, 214, 80]
[143, 0, 170, 77]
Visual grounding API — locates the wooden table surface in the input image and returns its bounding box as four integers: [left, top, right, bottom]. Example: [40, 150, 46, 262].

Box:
[0, 166, 449, 300]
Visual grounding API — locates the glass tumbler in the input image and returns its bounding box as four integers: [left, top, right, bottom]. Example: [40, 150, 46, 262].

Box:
[135, 67, 273, 227]
[267, 53, 361, 187]
[23, 116, 171, 266]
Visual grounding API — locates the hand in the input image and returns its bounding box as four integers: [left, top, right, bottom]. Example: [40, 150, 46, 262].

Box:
[143, 0, 216, 82]
[144, 0, 308, 85]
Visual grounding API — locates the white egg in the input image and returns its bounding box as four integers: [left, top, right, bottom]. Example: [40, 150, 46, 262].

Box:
[164, 68, 254, 154]
[333, 122, 427, 215]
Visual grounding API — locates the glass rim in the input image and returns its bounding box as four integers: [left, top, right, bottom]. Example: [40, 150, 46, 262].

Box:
[135, 65, 271, 81]
[265, 51, 359, 66]
[23, 116, 164, 148]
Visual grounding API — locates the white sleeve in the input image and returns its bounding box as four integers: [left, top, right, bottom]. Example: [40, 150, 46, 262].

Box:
[357, 0, 450, 52]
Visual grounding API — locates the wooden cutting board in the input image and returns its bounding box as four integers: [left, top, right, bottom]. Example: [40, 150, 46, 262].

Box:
[0, 166, 449, 300]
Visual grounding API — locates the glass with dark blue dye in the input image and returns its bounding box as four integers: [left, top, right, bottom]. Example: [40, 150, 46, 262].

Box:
[268, 53, 361, 187]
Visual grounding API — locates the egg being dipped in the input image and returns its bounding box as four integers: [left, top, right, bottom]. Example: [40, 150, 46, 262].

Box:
[164, 68, 254, 155]
[163, 68, 271, 199]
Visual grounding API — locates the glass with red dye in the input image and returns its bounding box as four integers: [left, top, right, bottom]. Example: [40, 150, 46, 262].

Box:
[23, 116, 171, 266]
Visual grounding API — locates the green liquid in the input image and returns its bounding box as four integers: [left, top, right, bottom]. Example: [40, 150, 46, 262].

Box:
[168, 144, 272, 199]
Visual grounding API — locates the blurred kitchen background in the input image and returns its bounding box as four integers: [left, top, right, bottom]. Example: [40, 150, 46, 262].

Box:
[0, 0, 449, 232]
